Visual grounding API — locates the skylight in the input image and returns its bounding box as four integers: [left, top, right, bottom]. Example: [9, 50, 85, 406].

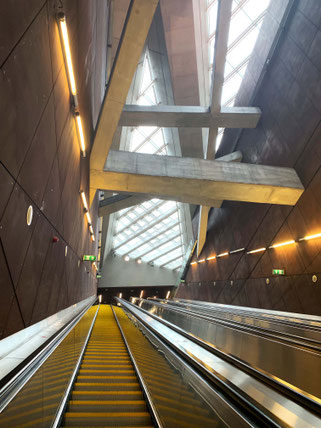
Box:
[206, 0, 270, 151]
[111, 52, 188, 270]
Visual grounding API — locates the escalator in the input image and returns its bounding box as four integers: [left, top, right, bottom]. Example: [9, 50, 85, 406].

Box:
[1, 300, 320, 427]
[62, 305, 153, 427]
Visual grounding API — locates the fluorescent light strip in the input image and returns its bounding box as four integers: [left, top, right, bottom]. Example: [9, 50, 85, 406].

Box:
[91, 234, 95, 242]
[76, 114, 86, 157]
[86, 211, 92, 225]
[89, 225, 94, 235]
[217, 252, 229, 257]
[198, 259, 206, 263]
[140, 290, 144, 298]
[269, 240, 295, 249]
[206, 255, 216, 261]
[299, 232, 321, 241]
[80, 191, 88, 211]
[190, 261, 197, 265]
[166, 291, 170, 299]
[58, 15, 77, 95]
[230, 248, 245, 254]
[247, 247, 266, 254]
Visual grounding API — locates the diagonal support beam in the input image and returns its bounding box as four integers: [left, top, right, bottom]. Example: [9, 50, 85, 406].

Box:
[119, 105, 261, 128]
[90, 0, 159, 204]
[98, 194, 149, 217]
[91, 150, 304, 207]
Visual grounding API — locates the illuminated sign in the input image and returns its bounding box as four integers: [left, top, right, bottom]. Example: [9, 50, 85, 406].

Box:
[272, 269, 285, 275]
[83, 255, 96, 261]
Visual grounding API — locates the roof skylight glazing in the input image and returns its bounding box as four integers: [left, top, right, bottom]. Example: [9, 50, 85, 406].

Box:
[111, 53, 187, 270]
[206, 0, 270, 150]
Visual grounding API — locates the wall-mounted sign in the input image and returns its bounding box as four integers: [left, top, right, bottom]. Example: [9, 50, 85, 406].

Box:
[272, 269, 285, 275]
[96, 274, 102, 279]
[83, 255, 96, 261]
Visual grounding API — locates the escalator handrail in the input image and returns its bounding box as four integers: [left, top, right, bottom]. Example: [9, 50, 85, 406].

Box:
[118, 298, 321, 426]
[144, 299, 321, 353]
[0, 297, 98, 413]
[136, 298, 321, 413]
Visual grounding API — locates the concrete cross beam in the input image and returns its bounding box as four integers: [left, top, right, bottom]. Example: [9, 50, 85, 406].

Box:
[90, 150, 304, 207]
[119, 105, 261, 128]
[90, 0, 159, 204]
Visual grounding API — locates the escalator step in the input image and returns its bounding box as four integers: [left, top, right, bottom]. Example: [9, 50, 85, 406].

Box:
[63, 411, 152, 427]
[68, 400, 147, 412]
[71, 391, 144, 401]
[73, 383, 142, 391]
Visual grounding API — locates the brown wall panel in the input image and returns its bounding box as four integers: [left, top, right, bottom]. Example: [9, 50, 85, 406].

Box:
[181, 3, 321, 315]
[0, 0, 108, 338]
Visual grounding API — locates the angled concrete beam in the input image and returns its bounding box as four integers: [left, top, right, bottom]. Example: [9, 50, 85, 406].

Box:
[210, 0, 233, 113]
[90, 150, 304, 207]
[197, 150, 243, 256]
[90, 0, 158, 204]
[197, 205, 210, 257]
[119, 105, 261, 128]
[98, 194, 149, 217]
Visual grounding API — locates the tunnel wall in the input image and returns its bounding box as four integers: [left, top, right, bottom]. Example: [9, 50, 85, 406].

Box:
[0, 0, 108, 338]
[180, 0, 321, 315]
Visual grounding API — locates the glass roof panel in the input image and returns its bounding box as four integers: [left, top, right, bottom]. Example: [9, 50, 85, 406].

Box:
[206, 0, 270, 151]
[111, 52, 187, 268]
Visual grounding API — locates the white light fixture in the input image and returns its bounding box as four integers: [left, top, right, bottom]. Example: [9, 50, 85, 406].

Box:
[269, 240, 295, 249]
[190, 261, 197, 265]
[206, 255, 216, 261]
[80, 190, 88, 211]
[86, 211, 92, 225]
[140, 290, 144, 298]
[299, 232, 321, 241]
[57, 13, 77, 96]
[198, 259, 206, 263]
[26, 205, 33, 226]
[230, 248, 245, 254]
[166, 290, 170, 299]
[247, 247, 266, 255]
[137, 257, 142, 264]
[75, 113, 86, 157]
[99, 294, 102, 303]
[217, 252, 229, 257]
[124, 254, 130, 262]
[119, 293, 122, 298]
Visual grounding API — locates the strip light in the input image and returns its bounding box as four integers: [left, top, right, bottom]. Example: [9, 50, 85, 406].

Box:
[91, 234, 95, 242]
[86, 211, 92, 225]
[217, 252, 229, 258]
[190, 261, 197, 265]
[119, 293, 122, 298]
[299, 232, 321, 241]
[198, 259, 206, 263]
[89, 225, 94, 235]
[206, 255, 216, 261]
[57, 12, 86, 157]
[269, 240, 295, 249]
[76, 113, 86, 157]
[247, 247, 266, 254]
[166, 291, 170, 299]
[230, 248, 245, 254]
[140, 290, 144, 298]
[57, 13, 77, 95]
[80, 191, 88, 211]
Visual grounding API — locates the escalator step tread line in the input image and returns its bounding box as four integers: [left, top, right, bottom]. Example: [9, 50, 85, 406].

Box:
[62, 305, 153, 427]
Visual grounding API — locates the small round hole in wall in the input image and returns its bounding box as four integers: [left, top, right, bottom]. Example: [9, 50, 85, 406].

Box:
[65, 246, 68, 257]
[312, 275, 317, 283]
[266, 278, 270, 285]
[26, 205, 33, 226]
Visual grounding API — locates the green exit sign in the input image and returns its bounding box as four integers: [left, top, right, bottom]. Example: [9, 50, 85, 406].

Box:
[83, 255, 96, 261]
[96, 274, 102, 279]
[272, 269, 285, 275]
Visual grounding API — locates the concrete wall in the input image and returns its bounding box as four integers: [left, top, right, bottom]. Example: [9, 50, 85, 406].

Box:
[100, 255, 177, 288]
[0, 0, 108, 339]
[179, 0, 321, 315]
